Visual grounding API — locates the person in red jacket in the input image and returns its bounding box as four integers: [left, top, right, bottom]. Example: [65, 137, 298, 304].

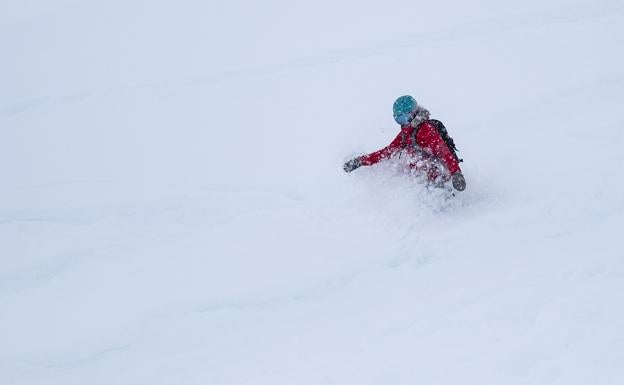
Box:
[343, 95, 466, 191]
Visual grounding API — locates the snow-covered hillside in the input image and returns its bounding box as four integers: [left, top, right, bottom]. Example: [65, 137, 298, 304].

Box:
[2, 0, 624, 384]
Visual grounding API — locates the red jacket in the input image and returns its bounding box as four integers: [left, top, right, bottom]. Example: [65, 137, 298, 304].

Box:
[359, 121, 461, 178]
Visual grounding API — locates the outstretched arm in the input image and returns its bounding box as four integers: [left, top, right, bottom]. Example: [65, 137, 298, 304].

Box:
[344, 132, 403, 172]
[358, 133, 403, 166]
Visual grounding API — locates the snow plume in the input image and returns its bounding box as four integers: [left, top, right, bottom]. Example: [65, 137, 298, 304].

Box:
[348, 159, 467, 215]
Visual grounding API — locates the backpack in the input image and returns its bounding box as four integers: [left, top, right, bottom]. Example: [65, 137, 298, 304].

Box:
[424, 119, 463, 163]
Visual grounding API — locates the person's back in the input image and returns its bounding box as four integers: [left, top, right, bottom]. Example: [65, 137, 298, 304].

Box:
[343, 95, 466, 191]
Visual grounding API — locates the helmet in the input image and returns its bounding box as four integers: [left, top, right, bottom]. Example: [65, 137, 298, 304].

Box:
[393, 95, 418, 125]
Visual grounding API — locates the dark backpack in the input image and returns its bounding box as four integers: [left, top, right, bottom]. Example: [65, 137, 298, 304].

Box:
[425, 119, 463, 163]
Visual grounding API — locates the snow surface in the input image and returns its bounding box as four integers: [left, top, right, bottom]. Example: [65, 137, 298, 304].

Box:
[2, 0, 624, 384]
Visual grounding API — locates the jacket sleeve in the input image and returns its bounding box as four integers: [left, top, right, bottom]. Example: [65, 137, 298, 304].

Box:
[359, 132, 404, 166]
[416, 122, 461, 175]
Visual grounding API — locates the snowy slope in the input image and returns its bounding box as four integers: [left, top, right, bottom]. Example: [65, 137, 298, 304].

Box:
[2, 0, 624, 384]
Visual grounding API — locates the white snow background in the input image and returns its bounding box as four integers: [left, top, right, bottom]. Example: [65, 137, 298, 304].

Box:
[2, 0, 624, 384]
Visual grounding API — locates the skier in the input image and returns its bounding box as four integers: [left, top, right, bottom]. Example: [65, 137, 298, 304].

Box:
[343, 95, 466, 191]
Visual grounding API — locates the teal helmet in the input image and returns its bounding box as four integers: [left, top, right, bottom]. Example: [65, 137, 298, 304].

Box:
[393, 95, 418, 125]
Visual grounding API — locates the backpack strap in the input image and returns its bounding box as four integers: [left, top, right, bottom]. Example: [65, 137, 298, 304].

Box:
[411, 124, 419, 146]
[400, 125, 421, 148]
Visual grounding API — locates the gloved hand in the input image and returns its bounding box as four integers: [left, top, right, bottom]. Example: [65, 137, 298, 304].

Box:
[343, 157, 362, 173]
[452, 172, 466, 191]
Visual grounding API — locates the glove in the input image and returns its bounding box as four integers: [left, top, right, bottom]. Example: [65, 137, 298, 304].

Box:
[343, 157, 362, 173]
[452, 173, 466, 191]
